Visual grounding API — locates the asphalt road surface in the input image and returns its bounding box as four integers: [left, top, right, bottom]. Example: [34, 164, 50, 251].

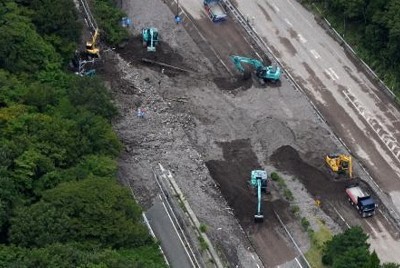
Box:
[235, 0, 400, 206]
[232, 0, 400, 262]
[174, 0, 400, 263]
[145, 194, 195, 268]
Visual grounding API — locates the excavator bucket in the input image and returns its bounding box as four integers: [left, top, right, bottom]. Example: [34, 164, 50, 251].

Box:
[254, 213, 264, 223]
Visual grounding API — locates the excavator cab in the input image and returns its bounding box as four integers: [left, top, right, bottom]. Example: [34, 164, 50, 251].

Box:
[325, 154, 353, 179]
[142, 28, 159, 52]
[86, 29, 100, 58]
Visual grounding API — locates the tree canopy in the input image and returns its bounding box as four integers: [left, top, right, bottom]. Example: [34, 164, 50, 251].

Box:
[9, 179, 151, 249]
[322, 226, 398, 268]
[310, 0, 400, 97]
[0, 0, 166, 266]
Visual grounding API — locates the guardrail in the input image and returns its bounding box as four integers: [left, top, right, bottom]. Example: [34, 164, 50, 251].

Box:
[157, 163, 225, 268]
[78, 0, 98, 31]
[306, 2, 398, 103]
[222, 0, 400, 233]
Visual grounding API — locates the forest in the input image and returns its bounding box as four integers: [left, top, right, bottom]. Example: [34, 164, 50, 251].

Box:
[0, 0, 166, 267]
[307, 0, 400, 99]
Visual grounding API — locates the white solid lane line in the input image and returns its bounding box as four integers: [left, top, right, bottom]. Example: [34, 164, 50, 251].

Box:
[159, 195, 196, 267]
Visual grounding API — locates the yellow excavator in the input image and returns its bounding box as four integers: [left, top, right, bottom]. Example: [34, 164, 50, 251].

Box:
[86, 29, 100, 58]
[325, 154, 353, 179]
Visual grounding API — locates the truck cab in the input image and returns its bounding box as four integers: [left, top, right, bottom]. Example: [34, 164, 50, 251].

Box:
[357, 196, 376, 217]
[204, 0, 227, 23]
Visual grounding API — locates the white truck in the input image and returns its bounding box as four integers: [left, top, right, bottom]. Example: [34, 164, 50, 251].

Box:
[203, 0, 227, 23]
[346, 185, 376, 217]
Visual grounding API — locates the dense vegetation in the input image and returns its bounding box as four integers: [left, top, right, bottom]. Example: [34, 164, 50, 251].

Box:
[0, 0, 166, 267]
[322, 227, 399, 268]
[306, 0, 400, 100]
[92, 0, 130, 45]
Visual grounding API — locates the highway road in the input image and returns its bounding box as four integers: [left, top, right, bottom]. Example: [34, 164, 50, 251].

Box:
[235, 0, 400, 204]
[173, 0, 400, 263]
[232, 0, 400, 262]
[145, 194, 196, 268]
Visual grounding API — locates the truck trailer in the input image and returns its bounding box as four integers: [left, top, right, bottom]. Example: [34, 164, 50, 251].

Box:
[204, 0, 227, 23]
[346, 185, 376, 217]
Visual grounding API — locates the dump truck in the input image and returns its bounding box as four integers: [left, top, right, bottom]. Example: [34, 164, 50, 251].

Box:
[204, 0, 227, 23]
[346, 184, 376, 217]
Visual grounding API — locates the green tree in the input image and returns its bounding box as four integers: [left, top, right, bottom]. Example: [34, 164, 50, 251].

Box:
[368, 251, 381, 268]
[0, 2, 61, 73]
[0, 243, 167, 268]
[67, 76, 118, 120]
[93, 0, 129, 45]
[0, 176, 19, 236]
[332, 246, 370, 268]
[322, 226, 370, 266]
[9, 179, 152, 248]
[25, 0, 82, 61]
[331, 0, 366, 20]
[34, 155, 117, 193]
[382, 263, 400, 268]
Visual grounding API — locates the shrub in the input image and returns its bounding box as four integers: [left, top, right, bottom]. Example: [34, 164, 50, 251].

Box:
[301, 217, 310, 231]
[283, 189, 294, 201]
[271, 172, 280, 181]
[199, 223, 207, 233]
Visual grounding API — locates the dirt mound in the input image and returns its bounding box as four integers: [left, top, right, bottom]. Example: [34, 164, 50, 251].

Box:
[270, 145, 347, 197]
[205, 139, 298, 266]
[116, 35, 193, 76]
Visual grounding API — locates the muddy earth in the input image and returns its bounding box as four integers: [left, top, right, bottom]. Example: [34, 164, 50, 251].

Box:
[87, 0, 400, 266]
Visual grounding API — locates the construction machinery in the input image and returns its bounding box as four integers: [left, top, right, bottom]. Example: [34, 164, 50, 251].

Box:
[86, 28, 100, 58]
[346, 184, 376, 217]
[204, 0, 227, 23]
[142, 27, 159, 52]
[325, 154, 353, 179]
[230, 55, 281, 83]
[250, 170, 268, 223]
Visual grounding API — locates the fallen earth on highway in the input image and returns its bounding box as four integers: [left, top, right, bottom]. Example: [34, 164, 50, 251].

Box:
[91, 0, 400, 267]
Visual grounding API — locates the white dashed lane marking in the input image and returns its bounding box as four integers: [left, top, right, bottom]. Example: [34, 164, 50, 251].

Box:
[284, 18, 293, 27]
[310, 49, 320, 59]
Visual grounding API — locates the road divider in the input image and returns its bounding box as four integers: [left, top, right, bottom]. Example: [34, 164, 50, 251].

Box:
[157, 163, 225, 268]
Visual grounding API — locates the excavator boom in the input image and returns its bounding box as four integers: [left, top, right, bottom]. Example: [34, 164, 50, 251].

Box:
[250, 170, 267, 223]
[230, 55, 264, 72]
[254, 178, 264, 222]
[86, 29, 100, 57]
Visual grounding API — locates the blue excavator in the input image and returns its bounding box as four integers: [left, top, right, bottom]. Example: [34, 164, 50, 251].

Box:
[230, 55, 281, 83]
[250, 170, 268, 223]
[142, 27, 159, 52]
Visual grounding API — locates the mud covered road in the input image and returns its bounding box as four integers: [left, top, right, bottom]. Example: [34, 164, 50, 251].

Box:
[94, 0, 400, 266]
